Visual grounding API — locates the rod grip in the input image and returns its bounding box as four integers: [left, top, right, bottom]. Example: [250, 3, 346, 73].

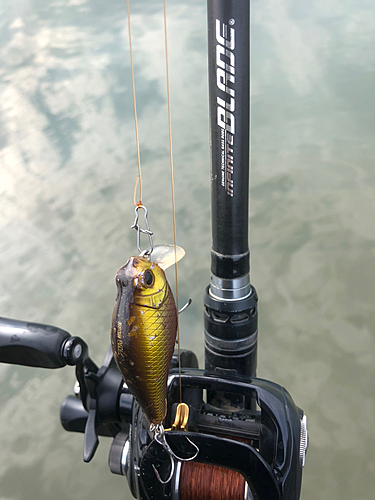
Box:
[0, 316, 71, 368]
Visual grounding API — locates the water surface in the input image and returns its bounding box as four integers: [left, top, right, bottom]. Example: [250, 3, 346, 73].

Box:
[0, 0, 374, 499]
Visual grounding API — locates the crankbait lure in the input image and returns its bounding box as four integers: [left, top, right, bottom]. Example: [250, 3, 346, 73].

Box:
[111, 254, 177, 424]
[111, 208, 197, 483]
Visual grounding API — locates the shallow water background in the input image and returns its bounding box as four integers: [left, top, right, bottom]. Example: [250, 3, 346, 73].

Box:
[0, 0, 374, 499]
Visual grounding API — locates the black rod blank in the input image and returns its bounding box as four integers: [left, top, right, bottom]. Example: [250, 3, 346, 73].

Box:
[205, 0, 257, 381]
[207, 0, 250, 280]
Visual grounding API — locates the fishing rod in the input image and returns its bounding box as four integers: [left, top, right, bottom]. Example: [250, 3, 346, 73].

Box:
[205, 0, 256, 380]
[0, 0, 307, 499]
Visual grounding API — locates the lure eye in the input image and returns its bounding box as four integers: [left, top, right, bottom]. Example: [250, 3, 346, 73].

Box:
[144, 270, 154, 287]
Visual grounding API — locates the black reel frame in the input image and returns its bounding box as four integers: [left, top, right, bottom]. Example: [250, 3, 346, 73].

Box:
[135, 370, 305, 500]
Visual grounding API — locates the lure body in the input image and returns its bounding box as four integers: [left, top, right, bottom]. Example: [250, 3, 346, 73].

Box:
[111, 256, 177, 424]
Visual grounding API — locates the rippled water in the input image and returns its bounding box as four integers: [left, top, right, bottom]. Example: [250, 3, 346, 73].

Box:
[0, 0, 374, 499]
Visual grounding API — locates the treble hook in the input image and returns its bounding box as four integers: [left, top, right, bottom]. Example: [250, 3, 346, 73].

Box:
[131, 204, 154, 256]
[150, 424, 199, 484]
[152, 454, 175, 485]
[178, 298, 192, 315]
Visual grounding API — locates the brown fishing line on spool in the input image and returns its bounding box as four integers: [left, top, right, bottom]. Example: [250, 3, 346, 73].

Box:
[179, 433, 253, 499]
[179, 462, 246, 500]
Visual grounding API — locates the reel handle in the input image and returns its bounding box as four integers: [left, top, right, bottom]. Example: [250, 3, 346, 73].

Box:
[0, 316, 83, 368]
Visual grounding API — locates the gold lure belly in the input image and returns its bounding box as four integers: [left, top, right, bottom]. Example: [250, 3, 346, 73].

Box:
[110, 256, 177, 425]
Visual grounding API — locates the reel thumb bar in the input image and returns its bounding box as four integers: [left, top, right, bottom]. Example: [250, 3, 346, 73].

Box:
[205, 0, 257, 377]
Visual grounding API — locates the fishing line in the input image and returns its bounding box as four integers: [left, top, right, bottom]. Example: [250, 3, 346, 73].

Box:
[163, 0, 182, 404]
[127, 0, 182, 401]
[126, 0, 143, 205]
[249, 1, 252, 277]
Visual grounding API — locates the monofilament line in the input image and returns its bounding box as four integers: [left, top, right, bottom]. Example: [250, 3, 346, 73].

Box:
[126, 0, 143, 205]
[249, 2, 252, 277]
[163, 0, 182, 403]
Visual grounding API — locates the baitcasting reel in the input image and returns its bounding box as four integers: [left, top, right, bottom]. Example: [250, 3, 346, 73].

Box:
[0, 317, 308, 500]
[106, 363, 308, 500]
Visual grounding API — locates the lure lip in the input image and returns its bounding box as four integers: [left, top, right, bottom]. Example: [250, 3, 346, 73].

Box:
[150, 245, 185, 270]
